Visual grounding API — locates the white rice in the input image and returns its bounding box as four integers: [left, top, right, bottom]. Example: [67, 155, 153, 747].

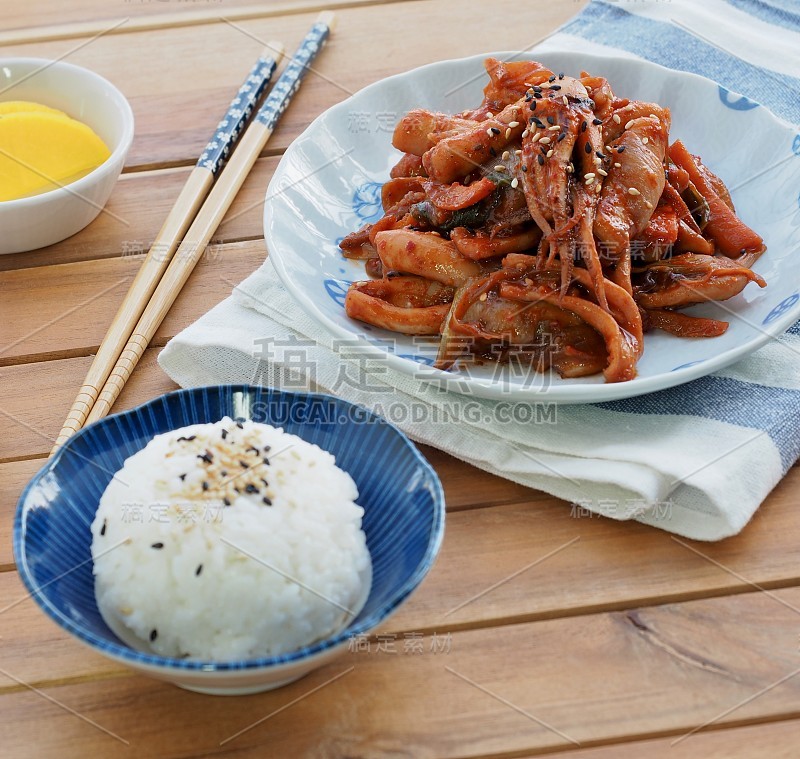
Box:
[91, 417, 371, 661]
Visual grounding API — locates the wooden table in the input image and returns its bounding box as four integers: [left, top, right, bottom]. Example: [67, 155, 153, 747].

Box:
[2, 1, 800, 756]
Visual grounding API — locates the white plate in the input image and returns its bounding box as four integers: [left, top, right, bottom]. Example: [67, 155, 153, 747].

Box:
[264, 50, 800, 403]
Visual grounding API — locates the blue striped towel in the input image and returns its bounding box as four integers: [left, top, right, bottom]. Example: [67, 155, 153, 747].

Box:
[159, 0, 800, 540]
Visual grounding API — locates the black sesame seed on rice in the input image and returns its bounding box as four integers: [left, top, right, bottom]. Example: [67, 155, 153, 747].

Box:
[150, 629, 158, 642]
[262, 497, 273, 506]
[100, 519, 107, 536]
[151, 542, 164, 550]
[195, 565, 203, 577]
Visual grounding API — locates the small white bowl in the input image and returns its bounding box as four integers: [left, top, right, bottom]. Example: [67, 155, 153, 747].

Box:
[0, 58, 134, 254]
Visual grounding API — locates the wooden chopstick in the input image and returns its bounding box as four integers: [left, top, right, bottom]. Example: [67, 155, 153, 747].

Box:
[51, 43, 284, 454]
[81, 11, 336, 427]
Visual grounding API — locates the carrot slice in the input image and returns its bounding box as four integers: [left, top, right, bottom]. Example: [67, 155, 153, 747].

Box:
[424, 177, 496, 211]
[668, 140, 763, 257]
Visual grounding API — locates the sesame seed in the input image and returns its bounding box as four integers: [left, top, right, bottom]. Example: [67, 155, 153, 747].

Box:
[197, 451, 213, 464]
[100, 520, 107, 536]
[524, 82, 534, 87]
[505, 128, 512, 139]
[515, 149, 522, 155]
[522, 164, 528, 172]
[548, 125, 560, 131]
[486, 111, 494, 118]
[584, 172, 596, 179]
[612, 113, 621, 124]
[491, 127, 501, 135]
[597, 168, 608, 176]
[539, 136, 551, 145]
[585, 177, 595, 186]
[522, 129, 529, 138]
[150, 629, 158, 642]
[546, 116, 555, 125]
[625, 119, 635, 130]
[486, 128, 494, 137]
[548, 75, 556, 83]
[584, 142, 592, 154]
[562, 96, 569, 106]
[551, 84, 562, 91]
[558, 72, 565, 79]
[489, 147, 497, 157]
[581, 120, 588, 132]
[195, 565, 203, 576]
[617, 145, 626, 153]
[537, 154, 545, 166]
[235, 421, 244, 429]
[534, 92, 542, 99]
[645, 200, 653, 208]
[202, 481, 209, 491]
[151, 542, 164, 550]
[479, 292, 488, 302]
[614, 162, 622, 168]
[594, 183, 601, 194]
[263, 497, 273, 506]
[263, 457, 270, 465]
[221, 429, 228, 440]
[546, 149, 554, 158]
[223, 497, 231, 506]
[596, 151, 605, 159]
[628, 187, 641, 196]
[558, 132, 566, 142]
[179, 474, 186, 481]
[592, 118, 602, 125]
[605, 145, 612, 152]
[494, 164, 506, 171]
[245, 484, 259, 494]
[530, 101, 537, 111]
[642, 136, 649, 144]
[508, 120, 519, 128]
[502, 150, 510, 160]
[594, 157, 602, 165]
[511, 177, 519, 188]
[239, 460, 249, 468]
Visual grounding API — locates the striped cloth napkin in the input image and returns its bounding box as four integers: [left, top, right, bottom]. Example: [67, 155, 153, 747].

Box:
[159, 0, 800, 540]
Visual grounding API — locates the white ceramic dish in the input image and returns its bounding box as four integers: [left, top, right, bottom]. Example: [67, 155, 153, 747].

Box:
[0, 58, 134, 254]
[265, 50, 800, 403]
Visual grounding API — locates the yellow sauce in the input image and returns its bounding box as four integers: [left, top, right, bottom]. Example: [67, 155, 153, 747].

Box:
[0, 101, 111, 201]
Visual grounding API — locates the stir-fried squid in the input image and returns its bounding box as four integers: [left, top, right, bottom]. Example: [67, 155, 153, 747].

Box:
[340, 58, 766, 382]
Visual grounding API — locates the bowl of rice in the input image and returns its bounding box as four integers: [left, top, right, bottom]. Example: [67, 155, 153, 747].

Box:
[13, 386, 444, 695]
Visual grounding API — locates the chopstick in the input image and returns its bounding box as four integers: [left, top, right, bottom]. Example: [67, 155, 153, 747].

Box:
[52, 43, 284, 454]
[81, 11, 336, 428]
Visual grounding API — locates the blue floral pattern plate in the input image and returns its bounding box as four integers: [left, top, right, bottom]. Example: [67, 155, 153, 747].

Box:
[264, 51, 800, 403]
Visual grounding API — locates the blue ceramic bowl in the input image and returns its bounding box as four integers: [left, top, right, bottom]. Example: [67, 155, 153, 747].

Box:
[13, 386, 444, 695]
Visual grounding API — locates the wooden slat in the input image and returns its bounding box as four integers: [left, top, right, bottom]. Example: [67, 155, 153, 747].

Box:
[0, 240, 267, 364]
[543, 719, 800, 759]
[2, 588, 800, 757]
[0, 0, 582, 170]
[0, 348, 178, 462]
[0, 0, 412, 45]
